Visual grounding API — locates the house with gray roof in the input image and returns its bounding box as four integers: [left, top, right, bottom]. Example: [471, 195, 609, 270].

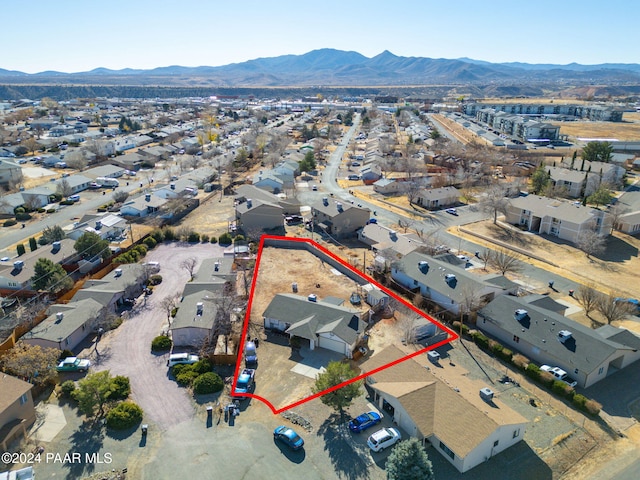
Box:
[120, 193, 167, 217]
[0, 192, 28, 214]
[23, 298, 103, 351]
[252, 171, 284, 193]
[171, 290, 219, 347]
[84, 164, 126, 179]
[360, 346, 528, 473]
[0, 159, 22, 186]
[154, 178, 198, 199]
[505, 195, 612, 244]
[235, 198, 284, 232]
[391, 251, 517, 315]
[235, 184, 300, 215]
[53, 174, 93, 194]
[477, 295, 640, 388]
[311, 197, 370, 239]
[263, 293, 366, 357]
[71, 264, 146, 311]
[115, 152, 145, 170]
[358, 223, 424, 256]
[67, 213, 127, 241]
[415, 186, 460, 210]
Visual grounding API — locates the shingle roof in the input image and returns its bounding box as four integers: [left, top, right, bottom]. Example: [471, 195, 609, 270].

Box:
[26, 298, 102, 342]
[263, 293, 365, 345]
[171, 290, 219, 330]
[0, 374, 33, 412]
[508, 195, 603, 223]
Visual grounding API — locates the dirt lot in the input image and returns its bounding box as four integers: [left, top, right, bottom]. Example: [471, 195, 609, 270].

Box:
[551, 112, 640, 142]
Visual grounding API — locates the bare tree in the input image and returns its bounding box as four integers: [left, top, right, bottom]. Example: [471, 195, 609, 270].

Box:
[56, 178, 73, 198]
[112, 190, 129, 204]
[596, 293, 636, 324]
[397, 218, 414, 233]
[399, 316, 418, 345]
[575, 228, 607, 260]
[481, 185, 509, 224]
[487, 248, 523, 276]
[574, 284, 599, 317]
[180, 257, 198, 280]
[160, 295, 179, 326]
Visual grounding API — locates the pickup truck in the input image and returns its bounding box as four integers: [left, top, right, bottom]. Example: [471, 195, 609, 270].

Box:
[233, 368, 255, 399]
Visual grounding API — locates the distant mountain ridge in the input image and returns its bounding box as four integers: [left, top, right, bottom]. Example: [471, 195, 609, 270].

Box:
[1, 48, 640, 88]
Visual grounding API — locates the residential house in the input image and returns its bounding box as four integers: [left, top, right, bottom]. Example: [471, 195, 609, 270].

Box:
[154, 178, 198, 199]
[616, 210, 640, 235]
[71, 264, 146, 312]
[67, 214, 127, 241]
[559, 159, 625, 188]
[360, 165, 382, 185]
[477, 295, 640, 388]
[235, 185, 300, 214]
[84, 164, 126, 180]
[505, 196, 612, 244]
[360, 346, 528, 473]
[0, 239, 77, 291]
[415, 186, 460, 210]
[263, 293, 366, 357]
[120, 193, 167, 217]
[23, 298, 103, 351]
[0, 159, 22, 186]
[252, 172, 284, 193]
[115, 152, 145, 171]
[0, 193, 26, 215]
[138, 145, 172, 163]
[181, 257, 235, 297]
[312, 197, 370, 239]
[372, 178, 400, 194]
[358, 223, 424, 256]
[53, 174, 93, 195]
[171, 290, 219, 347]
[0, 374, 36, 452]
[391, 251, 517, 315]
[235, 198, 284, 232]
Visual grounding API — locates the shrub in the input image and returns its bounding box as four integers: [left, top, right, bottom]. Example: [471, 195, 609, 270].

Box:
[187, 231, 200, 243]
[170, 307, 178, 317]
[108, 317, 123, 330]
[97, 207, 107, 212]
[175, 369, 200, 387]
[46, 209, 56, 214]
[210, 236, 217, 244]
[29, 237, 37, 251]
[16, 212, 32, 221]
[584, 399, 602, 415]
[162, 227, 176, 241]
[59, 200, 74, 206]
[106, 401, 143, 430]
[540, 371, 556, 388]
[143, 236, 157, 249]
[201, 234, 209, 243]
[191, 359, 213, 375]
[234, 235, 245, 244]
[17, 244, 26, 256]
[452, 321, 469, 336]
[497, 347, 513, 362]
[218, 232, 232, 245]
[171, 364, 189, 376]
[37, 208, 46, 213]
[151, 335, 172, 352]
[3, 219, 17, 227]
[60, 380, 76, 398]
[193, 372, 224, 395]
[148, 274, 163, 286]
[572, 393, 588, 410]
[551, 379, 569, 395]
[470, 331, 489, 350]
[525, 363, 541, 381]
[511, 354, 530, 370]
[150, 229, 165, 243]
[133, 244, 148, 257]
[14, 207, 25, 214]
[110, 376, 131, 400]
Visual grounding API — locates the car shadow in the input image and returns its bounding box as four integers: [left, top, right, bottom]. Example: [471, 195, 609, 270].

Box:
[273, 438, 306, 464]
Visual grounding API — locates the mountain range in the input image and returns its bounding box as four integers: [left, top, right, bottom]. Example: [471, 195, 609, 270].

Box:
[2, 49, 640, 87]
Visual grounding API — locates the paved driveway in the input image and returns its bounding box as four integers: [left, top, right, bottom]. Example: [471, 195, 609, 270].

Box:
[85, 243, 225, 430]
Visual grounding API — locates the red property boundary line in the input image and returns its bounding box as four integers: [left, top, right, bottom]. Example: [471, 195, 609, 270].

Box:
[232, 235, 458, 414]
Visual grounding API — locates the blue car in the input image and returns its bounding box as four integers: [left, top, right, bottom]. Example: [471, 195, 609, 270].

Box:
[274, 426, 304, 450]
[348, 411, 382, 433]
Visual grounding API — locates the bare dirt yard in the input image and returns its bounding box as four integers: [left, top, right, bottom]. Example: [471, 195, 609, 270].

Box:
[551, 111, 640, 142]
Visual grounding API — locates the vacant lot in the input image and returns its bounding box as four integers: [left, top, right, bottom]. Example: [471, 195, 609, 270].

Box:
[551, 113, 640, 142]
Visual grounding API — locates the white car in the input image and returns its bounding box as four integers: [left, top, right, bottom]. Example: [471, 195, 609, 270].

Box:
[540, 365, 578, 387]
[367, 427, 401, 452]
[167, 353, 199, 367]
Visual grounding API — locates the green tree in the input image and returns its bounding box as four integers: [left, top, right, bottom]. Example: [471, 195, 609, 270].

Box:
[386, 439, 434, 480]
[31, 257, 73, 292]
[74, 231, 110, 260]
[299, 150, 316, 172]
[72, 370, 115, 418]
[581, 141, 613, 163]
[586, 184, 613, 207]
[530, 165, 550, 194]
[17, 243, 26, 256]
[29, 237, 38, 252]
[38, 225, 65, 245]
[311, 361, 362, 412]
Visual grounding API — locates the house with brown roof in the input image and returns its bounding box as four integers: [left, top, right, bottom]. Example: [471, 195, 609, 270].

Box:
[360, 346, 527, 473]
[0, 374, 36, 451]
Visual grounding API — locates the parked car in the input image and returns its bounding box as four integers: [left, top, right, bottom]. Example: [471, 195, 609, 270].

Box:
[273, 426, 304, 450]
[367, 427, 401, 452]
[540, 365, 578, 387]
[57, 357, 91, 372]
[245, 341, 257, 366]
[348, 411, 382, 433]
[167, 353, 199, 367]
[233, 368, 255, 399]
[445, 208, 458, 215]
[614, 297, 640, 314]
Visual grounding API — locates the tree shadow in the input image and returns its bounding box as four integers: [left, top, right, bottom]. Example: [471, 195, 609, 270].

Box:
[65, 420, 105, 480]
[597, 235, 638, 263]
[316, 413, 370, 480]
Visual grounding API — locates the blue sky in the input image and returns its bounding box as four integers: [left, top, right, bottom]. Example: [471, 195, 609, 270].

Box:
[2, 0, 638, 73]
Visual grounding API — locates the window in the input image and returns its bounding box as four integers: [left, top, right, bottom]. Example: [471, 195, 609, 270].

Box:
[413, 280, 418, 286]
[513, 428, 520, 438]
[513, 335, 520, 343]
[598, 366, 604, 375]
[439, 441, 455, 460]
[574, 368, 579, 375]
[493, 439, 499, 447]
[20, 393, 28, 405]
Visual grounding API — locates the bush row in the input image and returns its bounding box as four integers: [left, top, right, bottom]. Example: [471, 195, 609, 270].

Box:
[465, 328, 602, 416]
[170, 359, 224, 395]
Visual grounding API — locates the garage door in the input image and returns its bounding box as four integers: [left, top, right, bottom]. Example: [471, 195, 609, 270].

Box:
[319, 335, 346, 355]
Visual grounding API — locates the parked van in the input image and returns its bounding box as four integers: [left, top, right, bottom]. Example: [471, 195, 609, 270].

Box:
[68, 195, 80, 202]
[167, 353, 199, 367]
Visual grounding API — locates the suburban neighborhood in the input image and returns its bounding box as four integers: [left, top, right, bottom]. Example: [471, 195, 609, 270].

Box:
[2, 57, 640, 480]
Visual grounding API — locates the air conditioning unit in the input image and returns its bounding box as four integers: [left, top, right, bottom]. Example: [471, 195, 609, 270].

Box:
[558, 330, 573, 343]
[418, 261, 429, 271]
[196, 302, 203, 315]
[514, 309, 529, 321]
[56, 312, 64, 322]
[13, 260, 24, 270]
[114, 268, 123, 277]
[479, 387, 494, 402]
